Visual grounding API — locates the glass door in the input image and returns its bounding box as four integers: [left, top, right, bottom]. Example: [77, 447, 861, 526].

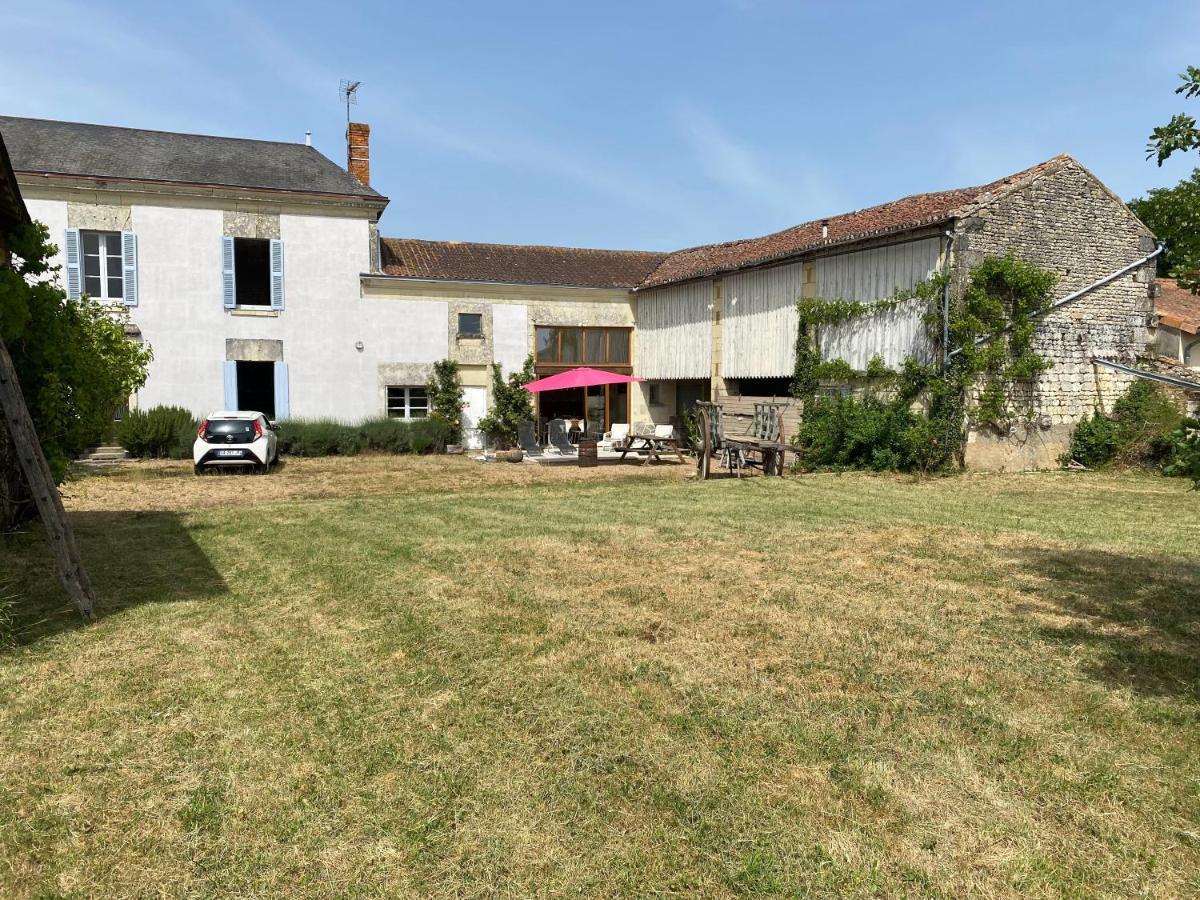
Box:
[585, 386, 606, 435]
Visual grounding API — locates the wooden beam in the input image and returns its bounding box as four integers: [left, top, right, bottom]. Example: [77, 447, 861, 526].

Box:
[0, 336, 98, 621]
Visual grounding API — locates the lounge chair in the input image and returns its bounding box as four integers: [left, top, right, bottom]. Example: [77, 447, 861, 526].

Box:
[547, 418, 577, 455]
[601, 423, 630, 449]
[517, 420, 543, 457]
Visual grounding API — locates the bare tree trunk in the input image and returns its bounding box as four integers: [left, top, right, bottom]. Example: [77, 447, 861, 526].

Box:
[0, 336, 97, 621]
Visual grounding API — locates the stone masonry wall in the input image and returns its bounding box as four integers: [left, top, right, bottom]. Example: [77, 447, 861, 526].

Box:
[952, 159, 1157, 469]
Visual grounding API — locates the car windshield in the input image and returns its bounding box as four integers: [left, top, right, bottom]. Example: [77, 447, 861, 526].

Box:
[205, 419, 256, 441]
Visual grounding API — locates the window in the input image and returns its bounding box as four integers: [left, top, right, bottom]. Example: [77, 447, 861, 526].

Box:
[648, 384, 662, 406]
[534, 327, 632, 365]
[82, 231, 124, 301]
[233, 238, 271, 307]
[387, 386, 429, 419]
[457, 312, 484, 337]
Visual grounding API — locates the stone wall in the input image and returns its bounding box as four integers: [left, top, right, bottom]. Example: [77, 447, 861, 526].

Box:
[953, 159, 1157, 469]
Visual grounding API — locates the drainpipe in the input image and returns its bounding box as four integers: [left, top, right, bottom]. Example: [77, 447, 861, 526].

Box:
[947, 243, 1166, 359]
[941, 229, 955, 371]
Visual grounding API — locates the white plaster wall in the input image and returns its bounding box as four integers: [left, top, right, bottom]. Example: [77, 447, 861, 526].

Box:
[127, 204, 447, 421]
[492, 303, 529, 377]
[23, 198, 68, 275]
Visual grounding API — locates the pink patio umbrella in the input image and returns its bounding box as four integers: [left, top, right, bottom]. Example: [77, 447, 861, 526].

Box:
[522, 366, 643, 393]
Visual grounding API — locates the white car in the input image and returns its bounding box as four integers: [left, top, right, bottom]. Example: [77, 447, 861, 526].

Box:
[193, 411, 279, 475]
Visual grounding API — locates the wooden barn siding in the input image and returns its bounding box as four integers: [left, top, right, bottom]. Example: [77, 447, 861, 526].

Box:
[722, 237, 942, 377]
[634, 280, 712, 379]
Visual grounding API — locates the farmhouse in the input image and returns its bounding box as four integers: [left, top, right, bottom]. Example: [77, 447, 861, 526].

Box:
[0, 115, 1169, 466]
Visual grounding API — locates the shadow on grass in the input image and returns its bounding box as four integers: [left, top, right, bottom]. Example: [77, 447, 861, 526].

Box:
[1, 510, 227, 651]
[1016, 546, 1200, 700]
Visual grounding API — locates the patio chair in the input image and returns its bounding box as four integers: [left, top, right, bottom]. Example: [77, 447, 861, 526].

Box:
[601, 423, 630, 449]
[517, 420, 543, 457]
[547, 418, 577, 455]
[652, 424, 675, 440]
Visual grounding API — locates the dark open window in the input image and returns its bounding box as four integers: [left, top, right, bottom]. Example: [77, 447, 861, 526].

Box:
[81, 230, 124, 301]
[458, 312, 483, 337]
[234, 238, 271, 307]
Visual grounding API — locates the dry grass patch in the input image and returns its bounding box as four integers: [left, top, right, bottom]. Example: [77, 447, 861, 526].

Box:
[1, 459, 1198, 896]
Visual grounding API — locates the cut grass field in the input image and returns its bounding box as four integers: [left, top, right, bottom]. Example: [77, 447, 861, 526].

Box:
[2, 457, 1199, 897]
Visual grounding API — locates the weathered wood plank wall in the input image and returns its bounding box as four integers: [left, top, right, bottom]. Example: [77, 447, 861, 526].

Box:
[634, 280, 711, 379]
[722, 237, 942, 377]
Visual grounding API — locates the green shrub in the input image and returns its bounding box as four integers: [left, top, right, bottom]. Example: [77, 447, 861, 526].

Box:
[1163, 417, 1200, 489]
[1064, 381, 1183, 469]
[276, 417, 449, 457]
[1064, 411, 1119, 468]
[117, 406, 197, 459]
[797, 394, 922, 472]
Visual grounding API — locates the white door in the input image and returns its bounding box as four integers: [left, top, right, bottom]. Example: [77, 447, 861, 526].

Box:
[462, 386, 487, 450]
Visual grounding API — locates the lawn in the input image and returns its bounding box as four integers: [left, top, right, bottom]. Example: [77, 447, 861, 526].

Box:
[2, 457, 1198, 897]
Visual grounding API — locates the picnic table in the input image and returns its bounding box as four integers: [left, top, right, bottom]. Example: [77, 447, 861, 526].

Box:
[619, 431, 685, 466]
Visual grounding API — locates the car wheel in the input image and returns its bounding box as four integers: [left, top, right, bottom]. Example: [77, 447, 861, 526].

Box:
[193, 464, 204, 476]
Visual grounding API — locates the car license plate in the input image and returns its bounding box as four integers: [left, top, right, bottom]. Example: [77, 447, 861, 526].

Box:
[217, 449, 242, 457]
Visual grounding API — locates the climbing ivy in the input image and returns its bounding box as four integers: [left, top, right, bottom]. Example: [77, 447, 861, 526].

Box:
[790, 255, 1058, 472]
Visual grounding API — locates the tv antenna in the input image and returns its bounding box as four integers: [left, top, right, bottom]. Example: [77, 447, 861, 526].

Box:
[339, 79, 362, 124]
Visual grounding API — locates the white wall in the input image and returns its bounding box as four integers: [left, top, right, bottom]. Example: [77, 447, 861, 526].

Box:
[635, 281, 711, 379]
[492, 303, 529, 377]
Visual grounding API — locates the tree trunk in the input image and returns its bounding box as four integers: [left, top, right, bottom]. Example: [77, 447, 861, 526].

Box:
[0, 335, 97, 621]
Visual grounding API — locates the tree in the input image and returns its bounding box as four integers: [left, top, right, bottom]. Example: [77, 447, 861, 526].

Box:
[476, 355, 535, 449]
[1129, 170, 1200, 290]
[1, 222, 151, 526]
[1147, 65, 1200, 166]
[427, 359, 465, 445]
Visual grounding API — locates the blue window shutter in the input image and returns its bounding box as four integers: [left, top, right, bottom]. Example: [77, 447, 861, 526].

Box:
[223, 361, 238, 409]
[64, 228, 82, 300]
[273, 361, 289, 421]
[120, 231, 138, 306]
[269, 239, 284, 310]
[222, 236, 236, 308]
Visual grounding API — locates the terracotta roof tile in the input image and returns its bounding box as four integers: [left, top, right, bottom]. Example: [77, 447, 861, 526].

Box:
[380, 238, 667, 289]
[379, 155, 1074, 291]
[1155, 278, 1200, 335]
[638, 156, 1070, 288]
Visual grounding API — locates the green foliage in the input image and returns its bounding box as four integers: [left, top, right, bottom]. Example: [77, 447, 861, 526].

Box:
[0, 221, 152, 480]
[427, 359, 465, 445]
[864, 354, 893, 379]
[476, 355, 535, 448]
[1163, 418, 1200, 489]
[1146, 65, 1200, 167]
[796, 393, 952, 474]
[275, 417, 449, 457]
[1128, 169, 1200, 290]
[117, 406, 197, 459]
[1064, 412, 1119, 469]
[1063, 381, 1183, 469]
[813, 358, 856, 382]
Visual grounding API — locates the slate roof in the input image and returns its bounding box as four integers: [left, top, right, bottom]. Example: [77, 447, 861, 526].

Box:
[382, 156, 1072, 290]
[1155, 278, 1200, 335]
[380, 238, 668, 289]
[0, 116, 384, 201]
[0, 130, 29, 233]
[638, 155, 1069, 288]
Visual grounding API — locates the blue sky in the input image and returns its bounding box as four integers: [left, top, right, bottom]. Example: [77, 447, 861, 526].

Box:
[3, 1, 1199, 250]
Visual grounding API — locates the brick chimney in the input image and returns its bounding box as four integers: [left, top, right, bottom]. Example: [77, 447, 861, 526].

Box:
[347, 122, 370, 186]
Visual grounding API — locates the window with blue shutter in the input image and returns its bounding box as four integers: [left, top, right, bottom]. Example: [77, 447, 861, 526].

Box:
[269, 239, 284, 310]
[120, 231, 138, 306]
[223, 360, 238, 409]
[222, 236, 236, 308]
[273, 361, 289, 420]
[64, 228, 82, 300]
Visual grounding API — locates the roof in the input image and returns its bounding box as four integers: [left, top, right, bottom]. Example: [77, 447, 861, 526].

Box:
[0, 116, 384, 202]
[638, 155, 1070, 288]
[1155, 278, 1200, 335]
[380, 238, 667, 289]
[0, 129, 29, 233]
[380, 155, 1077, 291]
